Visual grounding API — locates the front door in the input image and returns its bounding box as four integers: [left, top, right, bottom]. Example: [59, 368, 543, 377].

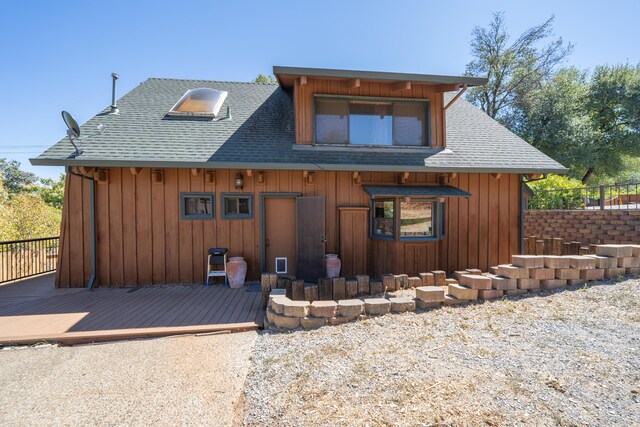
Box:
[265, 197, 297, 276]
[296, 196, 326, 281]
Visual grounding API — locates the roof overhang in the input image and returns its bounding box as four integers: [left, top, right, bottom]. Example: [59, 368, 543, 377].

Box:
[363, 185, 471, 198]
[273, 66, 488, 89]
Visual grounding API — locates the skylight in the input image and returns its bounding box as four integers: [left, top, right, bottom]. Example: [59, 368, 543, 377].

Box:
[168, 88, 228, 117]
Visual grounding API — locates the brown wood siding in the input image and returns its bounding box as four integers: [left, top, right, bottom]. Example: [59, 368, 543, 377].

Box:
[56, 169, 521, 287]
[294, 78, 445, 148]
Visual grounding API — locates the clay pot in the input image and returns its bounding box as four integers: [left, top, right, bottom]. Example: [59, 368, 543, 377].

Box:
[227, 256, 247, 288]
[325, 254, 341, 278]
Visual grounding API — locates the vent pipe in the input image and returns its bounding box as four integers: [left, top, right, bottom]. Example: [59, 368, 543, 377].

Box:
[109, 72, 119, 114]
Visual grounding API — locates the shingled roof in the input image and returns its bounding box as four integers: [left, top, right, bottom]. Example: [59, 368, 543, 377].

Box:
[31, 77, 567, 174]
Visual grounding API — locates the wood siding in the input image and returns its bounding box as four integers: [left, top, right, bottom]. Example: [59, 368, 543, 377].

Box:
[294, 78, 446, 147]
[57, 169, 520, 288]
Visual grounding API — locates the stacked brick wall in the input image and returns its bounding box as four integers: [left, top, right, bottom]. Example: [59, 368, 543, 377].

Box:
[525, 210, 640, 245]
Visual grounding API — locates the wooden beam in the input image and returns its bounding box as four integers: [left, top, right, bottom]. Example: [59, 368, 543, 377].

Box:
[256, 171, 264, 184]
[444, 84, 468, 110]
[391, 81, 411, 92]
[191, 168, 202, 176]
[303, 170, 308, 179]
[306, 171, 314, 185]
[346, 78, 360, 89]
[129, 168, 142, 176]
[246, 169, 252, 177]
[491, 173, 502, 180]
[300, 76, 307, 86]
[79, 167, 94, 176]
[435, 83, 461, 93]
[450, 172, 458, 179]
[352, 171, 361, 185]
[399, 172, 410, 184]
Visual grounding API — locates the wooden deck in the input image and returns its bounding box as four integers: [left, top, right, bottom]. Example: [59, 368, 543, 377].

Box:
[0, 275, 264, 345]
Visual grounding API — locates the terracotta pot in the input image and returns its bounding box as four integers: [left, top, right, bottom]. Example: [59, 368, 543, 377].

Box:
[227, 256, 247, 288]
[325, 254, 341, 278]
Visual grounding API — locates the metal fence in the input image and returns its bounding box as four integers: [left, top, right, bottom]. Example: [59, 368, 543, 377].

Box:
[527, 182, 640, 211]
[0, 237, 59, 284]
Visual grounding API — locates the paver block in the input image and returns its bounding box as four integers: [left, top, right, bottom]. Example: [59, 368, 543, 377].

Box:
[497, 264, 529, 279]
[417, 299, 442, 310]
[283, 300, 311, 318]
[442, 295, 469, 306]
[631, 245, 640, 257]
[453, 270, 469, 280]
[300, 317, 327, 330]
[478, 289, 504, 300]
[544, 256, 571, 269]
[490, 275, 518, 290]
[465, 268, 483, 275]
[389, 297, 416, 313]
[418, 272, 434, 286]
[310, 300, 338, 318]
[619, 257, 640, 268]
[566, 256, 596, 270]
[605, 268, 626, 278]
[517, 278, 540, 290]
[272, 313, 301, 329]
[328, 316, 357, 325]
[432, 270, 447, 286]
[364, 298, 391, 315]
[459, 274, 492, 290]
[445, 278, 459, 287]
[270, 296, 290, 314]
[626, 267, 640, 275]
[408, 277, 422, 288]
[596, 244, 633, 258]
[580, 268, 604, 281]
[370, 280, 383, 295]
[529, 268, 556, 280]
[394, 274, 409, 290]
[568, 279, 586, 286]
[585, 255, 618, 269]
[381, 274, 396, 291]
[541, 279, 567, 290]
[415, 286, 446, 303]
[504, 289, 527, 296]
[489, 266, 499, 275]
[555, 268, 580, 280]
[338, 299, 365, 317]
[447, 284, 478, 300]
[512, 255, 544, 268]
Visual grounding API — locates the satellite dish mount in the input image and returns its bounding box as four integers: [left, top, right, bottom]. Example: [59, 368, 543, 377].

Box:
[62, 110, 82, 157]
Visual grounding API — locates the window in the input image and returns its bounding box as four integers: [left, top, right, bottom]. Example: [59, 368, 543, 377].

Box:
[315, 97, 428, 146]
[221, 193, 253, 219]
[400, 200, 434, 238]
[180, 193, 214, 220]
[372, 200, 395, 239]
[168, 88, 228, 118]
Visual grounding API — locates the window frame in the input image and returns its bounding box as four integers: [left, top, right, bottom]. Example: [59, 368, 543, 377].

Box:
[369, 197, 446, 242]
[370, 198, 396, 240]
[313, 94, 430, 147]
[221, 193, 254, 219]
[180, 192, 215, 220]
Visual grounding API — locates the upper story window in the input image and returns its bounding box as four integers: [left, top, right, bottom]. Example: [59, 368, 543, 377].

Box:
[168, 88, 228, 118]
[315, 96, 428, 146]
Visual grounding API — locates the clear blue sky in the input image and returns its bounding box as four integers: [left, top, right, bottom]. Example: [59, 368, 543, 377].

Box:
[1, 0, 638, 179]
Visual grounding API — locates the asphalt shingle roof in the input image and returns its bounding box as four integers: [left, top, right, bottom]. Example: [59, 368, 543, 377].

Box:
[31, 77, 567, 174]
[363, 185, 470, 198]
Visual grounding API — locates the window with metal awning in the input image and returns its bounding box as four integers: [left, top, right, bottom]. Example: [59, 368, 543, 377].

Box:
[363, 185, 471, 241]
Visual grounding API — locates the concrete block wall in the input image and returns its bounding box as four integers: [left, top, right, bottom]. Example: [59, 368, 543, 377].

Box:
[525, 210, 640, 245]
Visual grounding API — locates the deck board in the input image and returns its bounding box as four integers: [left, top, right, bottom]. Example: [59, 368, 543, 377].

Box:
[0, 276, 264, 345]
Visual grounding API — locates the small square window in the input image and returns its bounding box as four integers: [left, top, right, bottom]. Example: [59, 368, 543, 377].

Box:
[400, 200, 434, 238]
[180, 193, 214, 220]
[221, 193, 253, 219]
[372, 199, 395, 239]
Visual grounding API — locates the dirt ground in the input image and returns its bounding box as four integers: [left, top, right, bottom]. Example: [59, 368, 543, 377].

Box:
[0, 331, 257, 426]
[244, 278, 640, 426]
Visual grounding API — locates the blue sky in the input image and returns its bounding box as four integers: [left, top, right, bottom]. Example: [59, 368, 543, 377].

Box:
[1, 0, 638, 179]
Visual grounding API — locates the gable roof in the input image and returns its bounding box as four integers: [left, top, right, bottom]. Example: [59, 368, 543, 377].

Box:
[31, 77, 567, 174]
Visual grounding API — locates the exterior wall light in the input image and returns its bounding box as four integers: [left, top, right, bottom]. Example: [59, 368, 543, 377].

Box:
[235, 172, 244, 190]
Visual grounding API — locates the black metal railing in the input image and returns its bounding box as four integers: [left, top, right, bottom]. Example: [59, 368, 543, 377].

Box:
[528, 182, 640, 211]
[0, 237, 59, 283]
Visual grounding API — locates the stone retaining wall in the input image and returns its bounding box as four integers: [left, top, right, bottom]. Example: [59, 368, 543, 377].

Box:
[263, 244, 640, 331]
[525, 209, 640, 245]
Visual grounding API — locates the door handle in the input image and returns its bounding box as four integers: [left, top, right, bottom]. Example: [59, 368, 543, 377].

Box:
[320, 235, 326, 243]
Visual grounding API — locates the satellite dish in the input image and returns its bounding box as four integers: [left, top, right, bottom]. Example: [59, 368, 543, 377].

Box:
[62, 111, 80, 138]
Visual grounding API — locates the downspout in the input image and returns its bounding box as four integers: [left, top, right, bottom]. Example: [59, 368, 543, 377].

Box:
[68, 168, 97, 290]
[519, 175, 524, 254]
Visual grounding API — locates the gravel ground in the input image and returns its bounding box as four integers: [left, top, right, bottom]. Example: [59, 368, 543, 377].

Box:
[0, 331, 257, 426]
[244, 278, 640, 426]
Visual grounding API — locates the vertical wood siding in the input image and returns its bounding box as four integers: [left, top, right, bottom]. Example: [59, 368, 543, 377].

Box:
[56, 169, 520, 287]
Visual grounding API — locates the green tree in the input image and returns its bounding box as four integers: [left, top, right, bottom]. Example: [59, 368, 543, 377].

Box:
[465, 12, 573, 122]
[0, 193, 61, 241]
[254, 74, 277, 84]
[36, 174, 65, 209]
[0, 159, 38, 193]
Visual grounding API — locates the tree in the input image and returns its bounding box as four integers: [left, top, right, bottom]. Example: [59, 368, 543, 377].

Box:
[254, 74, 277, 84]
[512, 65, 640, 183]
[36, 174, 65, 210]
[0, 193, 62, 241]
[0, 159, 38, 193]
[465, 12, 573, 122]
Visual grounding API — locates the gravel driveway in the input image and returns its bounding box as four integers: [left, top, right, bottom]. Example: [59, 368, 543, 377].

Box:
[0, 331, 257, 426]
[244, 278, 640, 426]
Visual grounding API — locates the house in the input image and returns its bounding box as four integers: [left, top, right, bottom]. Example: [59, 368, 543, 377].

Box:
[31, 66, 566, 288]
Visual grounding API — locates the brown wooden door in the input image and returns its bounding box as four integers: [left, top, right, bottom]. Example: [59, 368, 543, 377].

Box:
[296, 196, 326, 281]
[338, 207, 370, 276]
[265, 197, 297, 276]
